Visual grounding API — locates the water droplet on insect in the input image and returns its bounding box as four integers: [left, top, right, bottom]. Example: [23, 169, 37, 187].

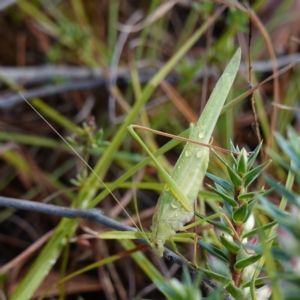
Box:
[171, 200, 180, 208]
[196, 150, 203, 158]
[48, 259, 56, 266]
[185, 150, 191, 157]
[198, 130, 205, 139]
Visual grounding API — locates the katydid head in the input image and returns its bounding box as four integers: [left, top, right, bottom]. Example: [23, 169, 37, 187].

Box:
[152, 239, 165, 257]
[150, 221, 177, 257]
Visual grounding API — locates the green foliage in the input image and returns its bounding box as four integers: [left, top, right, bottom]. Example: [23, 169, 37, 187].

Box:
[260, 128, 300, 299]
[156, 268, 202, 300]
[67, 118, 110, 153]
[202, 144, 272, 299]
[1, 1, 299, 299]
[227, 7, 248, 33]
[192, 2, 214, 16]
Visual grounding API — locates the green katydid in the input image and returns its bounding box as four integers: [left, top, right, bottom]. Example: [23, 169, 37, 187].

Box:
[126, 48, 241, 256]
[22, 48, 241, 259]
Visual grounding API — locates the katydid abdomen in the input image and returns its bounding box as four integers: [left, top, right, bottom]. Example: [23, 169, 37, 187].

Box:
[150, 48, 241, 257]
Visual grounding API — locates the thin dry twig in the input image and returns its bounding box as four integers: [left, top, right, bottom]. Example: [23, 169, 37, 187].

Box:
[109, 11, 143, 123]
[247, 0, 262, 146]
[1, 52, 299, 111]
[1, 53, 299, 85]
[0, 196, 136, 232]
[272, 103, 300, 113]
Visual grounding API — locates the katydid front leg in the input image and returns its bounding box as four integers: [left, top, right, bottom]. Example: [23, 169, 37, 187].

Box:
[128, 48, 241, 257]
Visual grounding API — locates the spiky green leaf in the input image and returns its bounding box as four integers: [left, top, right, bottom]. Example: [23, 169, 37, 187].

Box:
[232, 203, 248, 224]
[241, 276, 269, 288]
[243, 159, 272, 187]
[242, 221, 277, 239]
[275, 132, 300, 170]
[234, 253, 261, 269]
[208, 184, 238, 207]
[236, 148, 248, 175]
[198, 240, 229, 263]
[198, 266, 231, 283]
[220, 235, 240, 253]
[206, 172, 234, 193]
[259, 196, 289, 224]
[211, 149, 230, 168]
[265, 175, 300, 208]
[267, 148, 294, 173]
[225, 281, 244, 299]
[195, 212, 233, 235]
[226, 164, 243, 186]
[271, 247, 292, 261]
[247, 141, 263, 170]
